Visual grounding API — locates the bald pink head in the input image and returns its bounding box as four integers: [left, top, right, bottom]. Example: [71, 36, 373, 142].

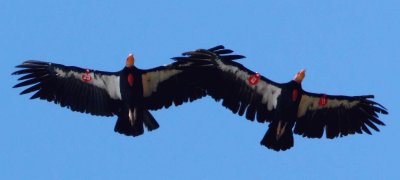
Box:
[125, 53, 134, 68]
[294, 69, 306, 84]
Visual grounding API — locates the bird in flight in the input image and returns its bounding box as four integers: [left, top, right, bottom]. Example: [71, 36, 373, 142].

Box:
[174, 45, 388, 151]
[13, 52, 211, 137]
[13, 45, 388, 151]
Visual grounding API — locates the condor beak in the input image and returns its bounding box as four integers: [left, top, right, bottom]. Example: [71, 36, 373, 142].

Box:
[126, 53, 134, 68]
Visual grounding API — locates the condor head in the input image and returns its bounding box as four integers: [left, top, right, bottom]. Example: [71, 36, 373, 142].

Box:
[125, 53, 134, 68]
[294, 69, 305, 84]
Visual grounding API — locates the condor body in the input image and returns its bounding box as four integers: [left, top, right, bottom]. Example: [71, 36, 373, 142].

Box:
[13, 53, 209, 137]
[175, 46, 388, 151]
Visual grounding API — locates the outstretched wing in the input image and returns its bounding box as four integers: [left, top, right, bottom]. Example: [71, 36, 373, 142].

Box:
[13, 60, 122, 116]
[172, 45, 284, 123]
[294, 92, 388, 139]
[141, 61, 210, 110]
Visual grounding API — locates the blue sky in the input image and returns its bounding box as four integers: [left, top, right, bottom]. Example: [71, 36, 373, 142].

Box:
[1, 0, 399, 179]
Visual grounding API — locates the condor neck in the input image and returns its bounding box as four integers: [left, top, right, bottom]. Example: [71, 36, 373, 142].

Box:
[123, 66, 137, 72]
[289, 80, 302, 88]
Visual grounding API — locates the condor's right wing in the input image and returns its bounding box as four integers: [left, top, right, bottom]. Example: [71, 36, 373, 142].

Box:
[13, 60, 123, 116]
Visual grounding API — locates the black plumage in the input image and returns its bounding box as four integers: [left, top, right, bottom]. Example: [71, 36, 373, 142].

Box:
[174, 45, 388, 151]
[13, 53, 211, 137]
[12, 45, 389, 152]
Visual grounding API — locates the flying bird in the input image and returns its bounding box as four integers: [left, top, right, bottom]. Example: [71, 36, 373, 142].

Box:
[13, 53, 210, 137]
[174, 45, 388, 151]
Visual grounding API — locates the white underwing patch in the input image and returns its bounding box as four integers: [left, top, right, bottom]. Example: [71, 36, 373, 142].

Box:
[217, 61, 281, 111]
[54, 67, 122, 100]
[297, 95, 359, 117]
[142, 68, 182, 97]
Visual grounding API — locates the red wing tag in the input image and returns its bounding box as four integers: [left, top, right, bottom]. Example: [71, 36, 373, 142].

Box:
[292, 89, 298, 102]
[248, 73, 260, 85]
[81, 69, 92, 82]
[319, 94, 328, 106]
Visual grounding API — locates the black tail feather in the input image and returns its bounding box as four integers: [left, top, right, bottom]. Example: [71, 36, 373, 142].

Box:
[143, 110, 159, 131]
[114, 108, 159, 137]
[260, 121, 294, 151]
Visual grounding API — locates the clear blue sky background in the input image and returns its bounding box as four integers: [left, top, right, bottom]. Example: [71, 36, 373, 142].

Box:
[1, 1, 399, 179]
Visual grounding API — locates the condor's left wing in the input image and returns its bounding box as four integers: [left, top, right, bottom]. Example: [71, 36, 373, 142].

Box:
[294, 92, 388, 139]
[13, 60, 122, 116]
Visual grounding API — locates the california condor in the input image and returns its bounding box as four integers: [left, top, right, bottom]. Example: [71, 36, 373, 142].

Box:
[13, 53, 210, 137]
[174, 45, 388, 151]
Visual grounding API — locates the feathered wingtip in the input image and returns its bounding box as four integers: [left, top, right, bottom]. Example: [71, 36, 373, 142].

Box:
[356, 95, 389, 134]
[171, 45, 246, 63]
[357, 95, 388, 115]
[12, 60, 50, 75]
[206, 45, 246, 61]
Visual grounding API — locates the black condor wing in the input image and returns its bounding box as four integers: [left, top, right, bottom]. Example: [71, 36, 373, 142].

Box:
[13, 60, 122, 116]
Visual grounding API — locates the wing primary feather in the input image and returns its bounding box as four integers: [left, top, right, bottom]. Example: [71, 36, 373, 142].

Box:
[12, 69, 46, 75]
[368, 115, 385, 126]
[182, 50, 215, 57]
[364, 102, 388, 114]
[20, 60, 50, 65]
[214, 49, 234, 54]
[17, 72, 47, 81]
[359, 106, 386, 126]
[15, 64, 47, 69]
[363, 99, 388, 113]
[363, 119, 380, 132]
[19, 83, 43, 95]
[13, 75, 50, 88]
[355, 95, 374, 99]
[171, 57, 213, 62]
[207, 45, 225, 51]
[361, 124, 372, 135]
[219, 55, 246, 61]
[29, 90, 40, 100]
